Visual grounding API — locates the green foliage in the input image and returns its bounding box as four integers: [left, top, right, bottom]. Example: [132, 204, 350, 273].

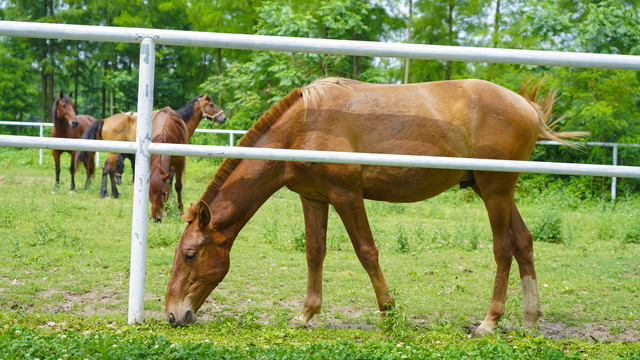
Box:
[395, 225, 411, 253]
[531, 211, 563, 243]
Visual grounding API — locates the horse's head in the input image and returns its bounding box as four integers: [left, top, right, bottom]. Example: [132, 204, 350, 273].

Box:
[55, 91, 79, 128]
[198, 94, 226, 125]
[149, 169, 172, 222]
[165, 201, 230, 327]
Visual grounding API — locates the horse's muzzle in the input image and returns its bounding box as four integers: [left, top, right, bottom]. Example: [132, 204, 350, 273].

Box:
[70, 119, 79, 129]
[167, 310, 196, 327]
[215, 114, 226, 125]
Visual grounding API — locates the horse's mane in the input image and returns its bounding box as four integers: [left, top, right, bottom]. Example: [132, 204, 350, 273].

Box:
[152, 109, 188, 145]
[183, 88, 303, 222]
[150, 110, 188, 189]
[176, 95, 214, 123]
[301, 77, 353, 111]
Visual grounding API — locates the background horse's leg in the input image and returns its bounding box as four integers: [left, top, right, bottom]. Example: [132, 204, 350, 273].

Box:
[472, 171, 542, 334]
[107, 153, 120, 198]
[332, 193, 395, 314]
[68, 151, 76, 192]
[100, 160, 110, 198]
[52, 150, 61, 191]
[294, 196, 328, 325]
[174, 160, 184, 216]
[84, 152, 95, 189]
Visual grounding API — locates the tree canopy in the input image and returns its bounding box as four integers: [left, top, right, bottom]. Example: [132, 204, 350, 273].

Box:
[1, 0, 640, 194]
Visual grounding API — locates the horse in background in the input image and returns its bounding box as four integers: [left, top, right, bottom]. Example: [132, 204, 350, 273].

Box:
[51, 91, 97, 192]
[114, 94, 226, 184]
[149, 108, 189, 222]
[76, 112, 136, 199]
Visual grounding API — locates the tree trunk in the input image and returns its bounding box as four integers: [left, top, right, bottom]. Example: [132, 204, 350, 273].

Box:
[404, 0, 412, 84]
[445, 1, 454, 80]
[493, 0, 501, 48]
[353, 30, 360, 80]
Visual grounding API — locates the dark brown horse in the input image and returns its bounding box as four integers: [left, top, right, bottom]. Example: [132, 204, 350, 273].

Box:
[114, 94, 226, 185]
[51, 91, 96, 191]
[149, 107, 189, 222]
[165, 78, 586, 334]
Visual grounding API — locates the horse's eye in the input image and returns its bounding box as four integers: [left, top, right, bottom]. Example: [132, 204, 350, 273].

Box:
[185, 251, 196, 261]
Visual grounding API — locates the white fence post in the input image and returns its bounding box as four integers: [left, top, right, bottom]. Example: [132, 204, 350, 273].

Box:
[612, 144, 618, 201]
[39, 124, 44, 165]
[128, 37, 155, 324]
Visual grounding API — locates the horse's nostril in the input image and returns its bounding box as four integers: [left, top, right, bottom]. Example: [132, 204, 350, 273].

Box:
[168, 312, 176, 325]
[185, 310, 194, 323]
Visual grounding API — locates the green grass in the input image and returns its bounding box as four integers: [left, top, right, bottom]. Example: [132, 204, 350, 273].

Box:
[1, 147, 639, 358]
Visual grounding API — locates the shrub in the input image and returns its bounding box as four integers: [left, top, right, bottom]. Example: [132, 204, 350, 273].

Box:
[532, 211, 563, 243]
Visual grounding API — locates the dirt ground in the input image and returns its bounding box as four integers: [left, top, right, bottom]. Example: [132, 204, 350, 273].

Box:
[7, 287, 640, 343]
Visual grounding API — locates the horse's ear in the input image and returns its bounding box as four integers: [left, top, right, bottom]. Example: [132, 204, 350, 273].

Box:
[161, 172, 171, 181]
[59, 91, 64, 99]
[197, 200, 211, 229]
[69, 92, 73, 98]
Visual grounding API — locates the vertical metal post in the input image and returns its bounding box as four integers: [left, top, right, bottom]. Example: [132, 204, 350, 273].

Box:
[39, 124, 43, 165]
[128, 37, 155, 324]
[611, 144, 618, 201]
[230, 133, 234, 147]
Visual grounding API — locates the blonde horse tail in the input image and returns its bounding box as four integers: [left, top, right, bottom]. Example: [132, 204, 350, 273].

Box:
[520, 79, 589, 149]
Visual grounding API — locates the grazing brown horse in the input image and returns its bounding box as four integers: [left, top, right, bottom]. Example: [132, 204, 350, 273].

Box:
[51, 91, 96, 191]
[165, 78, 586, 333]
[114, 94, 226, 185]
[149, 107, 189, 222]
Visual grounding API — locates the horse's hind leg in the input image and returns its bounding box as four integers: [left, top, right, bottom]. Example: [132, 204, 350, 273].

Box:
[293, 196, 329, 325]
[473, 171, 542, 335]
[83, 152, 95, 189]
[332, 193, 394, 314]
[107, 153, 120, 198]
[100, 160, 110, 198]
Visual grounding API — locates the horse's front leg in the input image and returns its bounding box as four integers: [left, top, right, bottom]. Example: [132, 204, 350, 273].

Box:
[69, 152, 76, 192]
[53, 150, 61, 192]
[332, 192, 394, 315]
[292, 196, 329, 326]
[174, 161, 184, 216]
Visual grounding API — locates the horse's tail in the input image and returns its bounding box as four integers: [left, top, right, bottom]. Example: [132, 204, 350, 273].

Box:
[520, 79, 589, 149]
[76, 120, 104, 164]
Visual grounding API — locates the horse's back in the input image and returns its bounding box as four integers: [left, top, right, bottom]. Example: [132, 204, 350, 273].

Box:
[152, 107, 188, 144]
[279, 79, 541, 202]
[101, 113, 137, 142]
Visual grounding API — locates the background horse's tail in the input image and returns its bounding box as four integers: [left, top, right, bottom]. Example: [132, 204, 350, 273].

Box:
[520, 79, 589, 149]
[75, 120, 104, 164]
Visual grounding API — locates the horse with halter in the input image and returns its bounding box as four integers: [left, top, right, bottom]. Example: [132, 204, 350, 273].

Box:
[51, 91, 97, 192]
[165, 78, 586, 335]
[114, 94, 226, 185]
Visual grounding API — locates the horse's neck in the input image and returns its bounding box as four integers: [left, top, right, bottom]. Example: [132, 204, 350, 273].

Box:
[209, 159, 286, 239]
[184, 109, 202, 139]
[54, 113, 69, 129]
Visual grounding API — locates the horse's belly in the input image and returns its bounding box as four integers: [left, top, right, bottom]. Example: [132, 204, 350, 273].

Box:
[362, 166, 465, 202]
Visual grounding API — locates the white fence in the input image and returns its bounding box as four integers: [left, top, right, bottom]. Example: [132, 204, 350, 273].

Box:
[1, 20, 640, 324]
[2, 121, 637, 199]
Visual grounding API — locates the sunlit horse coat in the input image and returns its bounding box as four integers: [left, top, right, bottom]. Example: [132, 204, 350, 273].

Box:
[165, 78, 584, 334]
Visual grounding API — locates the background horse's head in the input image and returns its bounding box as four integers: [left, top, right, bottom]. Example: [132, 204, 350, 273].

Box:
[149, 167, 171, 222]
[165, 201, 230, 326]
[53, 91, 79, 128]
[198, 94, 226, 125]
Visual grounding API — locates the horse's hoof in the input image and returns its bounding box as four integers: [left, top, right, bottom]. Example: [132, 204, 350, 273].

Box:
[289, 315, 311, 328]
[474, 324, 493, 336]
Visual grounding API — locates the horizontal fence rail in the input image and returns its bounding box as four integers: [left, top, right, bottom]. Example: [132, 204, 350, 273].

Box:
[3, 135, 640, 179]
[1, 21, 640, 70]
[2, 20, 640, 324]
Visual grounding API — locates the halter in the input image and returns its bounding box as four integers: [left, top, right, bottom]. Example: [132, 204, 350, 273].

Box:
[198, 97, 224, 121]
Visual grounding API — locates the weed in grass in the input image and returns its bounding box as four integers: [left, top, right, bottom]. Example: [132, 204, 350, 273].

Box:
[531, 211, 563, 243]
[622, 221, 640, 244]
[291, 228, 306, 252]
[395, 225, 410, 254]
